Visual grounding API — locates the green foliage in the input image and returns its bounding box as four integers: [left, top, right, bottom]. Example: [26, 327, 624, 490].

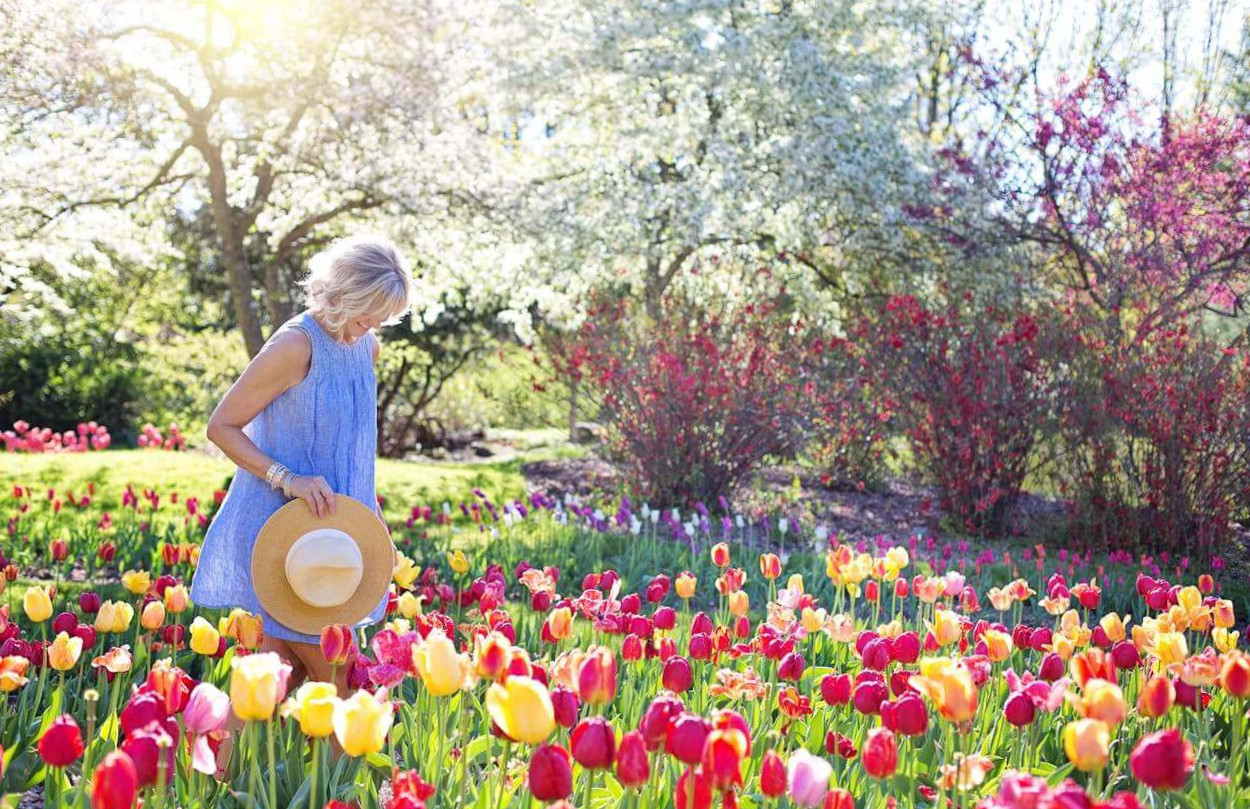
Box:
[135, 329, 248, 439]
[0, 317, 146, 436]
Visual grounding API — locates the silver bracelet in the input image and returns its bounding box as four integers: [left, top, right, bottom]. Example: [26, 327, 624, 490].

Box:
[281, 470, 298, 499]
[265, 462, 290, 491]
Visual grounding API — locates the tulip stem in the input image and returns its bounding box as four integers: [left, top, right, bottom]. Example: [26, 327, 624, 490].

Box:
[267, 717, 278, 809]
[309, 737, 320, 809]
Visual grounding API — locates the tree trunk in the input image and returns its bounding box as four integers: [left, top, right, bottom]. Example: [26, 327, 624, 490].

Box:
[195, 130, 265, 357]
[568, 375, 579, 441]
[264, 260, 295, 327]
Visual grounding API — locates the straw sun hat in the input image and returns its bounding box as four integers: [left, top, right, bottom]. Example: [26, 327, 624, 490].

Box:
[251, 496, 394, 635]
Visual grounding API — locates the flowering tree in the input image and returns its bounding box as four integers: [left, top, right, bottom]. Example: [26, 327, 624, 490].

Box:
[935, 66, 1250, 339]
[1, 0, 490, 356]
[469, 0, 926, 323]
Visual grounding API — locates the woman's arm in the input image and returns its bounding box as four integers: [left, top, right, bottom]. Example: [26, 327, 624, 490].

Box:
[206, 329, 338, 517]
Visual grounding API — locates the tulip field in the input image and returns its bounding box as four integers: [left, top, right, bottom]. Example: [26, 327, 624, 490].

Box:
[0, 464, 1247, 809]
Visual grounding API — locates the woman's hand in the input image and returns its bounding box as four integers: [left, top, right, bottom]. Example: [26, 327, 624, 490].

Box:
[288, 475, 337, 518]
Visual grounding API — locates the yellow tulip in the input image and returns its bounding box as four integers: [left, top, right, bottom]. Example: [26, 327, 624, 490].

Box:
[392, 553, 419, 590]
[94, 602, 118, 633]
[982, 629, 1013, 663]
[786, 574, 805, 595]
[1063, 719, 1110, 771]
[411, 630, 469, 697]
[448, 550, 469, 575]
[485, 675, 555, 745]
[332, 689, 393, 756]
[48, 631, 83, 671]
[282, 681, 339, 738]
[0, 656, 30, 692]
[220, 609, 264, 650]
[189, 616, 221, 656]
[911, 657, 978, 723]
[675, 572, 697, 600]
[930, 609, 962, 647]
[106, 602, 134, 634]
[1214, 627, 1240, 653]
[397, 591, 422, 619]
[728, 591, 750, 617]
[801, 607, 827, 634]
[140, 601, 166, 631]
[1215, 599, 1236, 629]
[1099, 613, 1127, 643]
[163, 585, 190, 614]
[22, 586, 52, 623]
[121, 570, 151, 595]
[1153, 631, 1188, 667]
[231, 652, 293, 721]
[1075, 679, 1127, 727]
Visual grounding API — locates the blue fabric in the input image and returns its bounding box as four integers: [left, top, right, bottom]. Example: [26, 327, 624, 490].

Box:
[190, 312, 385, 644]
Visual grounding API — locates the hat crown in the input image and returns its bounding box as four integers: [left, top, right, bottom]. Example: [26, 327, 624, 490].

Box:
[284, 528, 364, 608]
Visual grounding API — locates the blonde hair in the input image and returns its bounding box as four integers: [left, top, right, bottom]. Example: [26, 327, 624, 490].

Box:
[299, 235, 413, 334]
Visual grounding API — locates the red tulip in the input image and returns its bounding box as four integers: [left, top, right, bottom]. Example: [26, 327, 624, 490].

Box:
[691, 612, 714, 636]
[759, 749, 787, 797]
[121, 723, 175, 787]
[653, 606, 676, 630]
[50, 538, 69, 562]
[622, 634, 644, 662]
[823, 787, 855, 809]
[882, 693, 928, 736]
[701, 728, 748, 791]
[821, 673, 851, 706]
[892, 632, 920, 664]
[665, 713, 711, 765]
[91, 750, 139, 809]
[688, 633, 713, 661]
[1004, 692, 1036, 727]
[1038, 651, 1064, 681]
[528, 744, 573, 802]
[615, 731, 650, 789]
[862, 728, 897, 779]
[550, 685, 580, 729]
[78, 591, 101, 614]
[570, 717, 615, 769]
[676, 766, 713, 809]
[38, 715, 84, 767]
[852, 679, 888, 715]
[319, 624, 354, 665]
[1138, 676, 1176, 718]
[778, 651, 806, 681]
[578, 647, 617, 705]
[639, 695, 685, 751]
[1130, 729, 1194, 791]
[663, 656, 694, 693]
[52, 612, 77, 636]
[120, 692, 165, 737]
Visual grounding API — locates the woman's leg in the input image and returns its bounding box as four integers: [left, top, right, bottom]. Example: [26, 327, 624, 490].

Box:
[286, 640, 349, 697]
[260, 634, 309, 689]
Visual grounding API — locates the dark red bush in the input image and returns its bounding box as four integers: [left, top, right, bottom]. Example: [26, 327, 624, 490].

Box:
[551, 296, 817, 505]
[1056, 321, 1250, 557]
[856, 294, 1070, 535]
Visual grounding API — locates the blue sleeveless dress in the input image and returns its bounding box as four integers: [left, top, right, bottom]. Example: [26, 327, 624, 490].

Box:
[190, 312, 387, 644]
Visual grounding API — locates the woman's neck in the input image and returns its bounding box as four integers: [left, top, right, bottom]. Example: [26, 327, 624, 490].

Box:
[310, 312, 356, 345]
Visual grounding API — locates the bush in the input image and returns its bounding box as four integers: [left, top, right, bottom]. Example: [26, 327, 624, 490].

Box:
[807, 335, 893, 491]
[0, 323, 146, 437]
[552, 296, 817, 506]
[1056, 321, 1250, 558]
[856, 295, 1069, 535]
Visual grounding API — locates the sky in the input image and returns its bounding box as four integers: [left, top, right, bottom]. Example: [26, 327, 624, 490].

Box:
[978, 0, 1248, 111]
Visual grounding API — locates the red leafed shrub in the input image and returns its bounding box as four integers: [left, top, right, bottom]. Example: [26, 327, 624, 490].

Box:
[1057, 322, 1250, 557]
[808, 336, 893, 492]
[856, 295, 1070, 536]
[551, 297, 817, 505]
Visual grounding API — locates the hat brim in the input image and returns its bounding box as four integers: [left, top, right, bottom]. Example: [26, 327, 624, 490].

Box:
[251, 496, 393, 636]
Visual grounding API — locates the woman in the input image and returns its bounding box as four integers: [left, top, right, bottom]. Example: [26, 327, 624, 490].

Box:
[190, 235, 412, 691]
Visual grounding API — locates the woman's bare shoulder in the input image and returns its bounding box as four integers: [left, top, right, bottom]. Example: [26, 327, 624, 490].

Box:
[248, 327, 313, 385]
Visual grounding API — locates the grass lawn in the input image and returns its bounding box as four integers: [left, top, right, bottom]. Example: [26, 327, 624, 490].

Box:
[0, 448, 546, 522]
